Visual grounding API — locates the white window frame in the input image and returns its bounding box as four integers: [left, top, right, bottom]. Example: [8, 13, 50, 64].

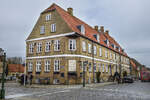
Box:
[97, 34, 100, 42]
[28, 62, 33, 72]
[94, 63, 96, 72]
[102, 64, 105, 72]
[106, 64, 108, 72]
[40, 26, 45, 34]
[110, 52, 112, 59]
[54, 60, 60, 72]
[36, 61, 41, 72]
[44, 60, 50, 72]
[69, 39, 76, 51]
[51, 23, 56, 32]
[46, 14, 51, 21]
[81, 25, 85, 35]
[82, 41, 86, 51]
[37, 42, 42, 53]
[98, 63, 101, 72]
[89, 62, 92, 72]
[94, 46, 97, 55]
[29, 43, 34, 54]
[105, 50, 108, 58]
[88, 43, 91, 53]
[54, 40, 60, 51]
[99, 47, 102, 56]
[45, 41, 51, 52]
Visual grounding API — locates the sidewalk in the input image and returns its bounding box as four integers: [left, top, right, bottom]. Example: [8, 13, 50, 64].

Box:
[25, 82, 116, 89]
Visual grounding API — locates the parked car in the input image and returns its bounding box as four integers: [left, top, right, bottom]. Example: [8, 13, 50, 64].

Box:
[122, 76, 134, 83]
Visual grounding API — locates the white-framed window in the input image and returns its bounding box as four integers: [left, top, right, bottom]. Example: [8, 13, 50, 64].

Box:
[94, 46, 97, 55]
[106, 64, 108, 72]
[44, 60, 50, 72]
[36, 61, 41, 72]
[53, 79, 59, 84]
[110, 52, 112, 59]
[98, 63, 101, 72]
[45, 41, 51, 52]
[105, 50, 108, 58]
[46, 14, 51, 21]
[99, 47, 102, 56]
[81, 25, 85, 35]
[102, 64, 105, 72]
[51, 23, 56, 32]
[88, 43, 91, 53]
[94, 63, 96, 72]
[29, 43, 34, 54]
[37, 42, 42, 53]
[82, 41, 86, 51]
[54, 60, 60, 72]
[114, 53, 116, 60]
[40, 26, 45, 34]
[28, 62, 33, 72]
[54, 40, 60, 51]
[89, 62, 92, 72]
[97, 34, 100, 42]
[69, 39, 76, 51]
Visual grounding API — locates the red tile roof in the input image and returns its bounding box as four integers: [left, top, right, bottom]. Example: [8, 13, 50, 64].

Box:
[130, 60, 137, 69]
[43, 3, 128, 57]
[8, 64, 24, 73]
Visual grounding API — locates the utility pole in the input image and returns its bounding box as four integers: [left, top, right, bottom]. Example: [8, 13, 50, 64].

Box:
[0, 50, 6, 99]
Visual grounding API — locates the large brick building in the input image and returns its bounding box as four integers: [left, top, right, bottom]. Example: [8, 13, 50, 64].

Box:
[26, 3, 130, 84]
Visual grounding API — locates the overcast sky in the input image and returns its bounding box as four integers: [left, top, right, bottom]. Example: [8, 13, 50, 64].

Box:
[0, 0, 150, 67]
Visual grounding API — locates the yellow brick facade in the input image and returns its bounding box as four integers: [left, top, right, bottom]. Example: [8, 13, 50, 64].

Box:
[26, 4, 130, 84]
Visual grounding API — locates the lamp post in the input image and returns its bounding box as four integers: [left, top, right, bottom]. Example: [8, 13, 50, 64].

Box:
[0, 49, 6, 99]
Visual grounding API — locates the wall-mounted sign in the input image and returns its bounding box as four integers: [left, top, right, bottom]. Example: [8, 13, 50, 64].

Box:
[69, 60, 76, 71]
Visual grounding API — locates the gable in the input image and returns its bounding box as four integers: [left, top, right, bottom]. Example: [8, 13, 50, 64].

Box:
[26, 8, 73, 40]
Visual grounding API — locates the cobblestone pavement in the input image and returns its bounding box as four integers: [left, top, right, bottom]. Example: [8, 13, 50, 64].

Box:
[5, 81, 150, 100]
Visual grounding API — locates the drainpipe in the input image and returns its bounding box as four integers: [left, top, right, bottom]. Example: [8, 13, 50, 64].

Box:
[92, 41, 95, 83]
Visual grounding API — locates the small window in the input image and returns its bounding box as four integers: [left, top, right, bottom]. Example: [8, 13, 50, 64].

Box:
[28, 62, 33, 72]
[102, 64, 105, 72]
[45, 41, 51, 52]
[89, 62, 92, 72]
[53, 79, 59, 84]
[94, 63, 96, 72]
[69, 39, 76, 51]
[45, 60, 50, 72]
[94, 46, 97, 55]
[40, 26, 45, 34]
[36, 61, 41, 72]
[88, 44, 91, 53]
[51, 23, 56, 32]
[105, 50, 108, 58]
[54, 40, 60, 51]
[99, 48, 102, 56]
[29, 43, 34, 54]
[106, 64, 108, 72]
[77, 25, 85, 35]
[54, 60, 60, 72]
[61, 73, 64, 77]
[82, 41, 86, 51]
[110, 52, 112, 59]
[98, 63, 101, 72]
[46, 14, 51, 21]
[37, 42, 42, 53]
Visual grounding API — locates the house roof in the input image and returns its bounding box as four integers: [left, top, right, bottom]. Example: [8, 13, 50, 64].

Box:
[42, 3, 128, 57]
[8, 64, 24, 73]
[130, 60, 137, 70]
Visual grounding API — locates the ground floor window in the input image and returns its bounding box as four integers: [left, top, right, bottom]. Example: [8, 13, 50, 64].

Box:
[53, 79, 59, 84]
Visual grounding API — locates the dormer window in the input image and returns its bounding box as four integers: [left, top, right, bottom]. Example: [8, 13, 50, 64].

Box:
[104, 39, 109, 46]
[77, 25, 85, 35]
[93, 34, 100, 42]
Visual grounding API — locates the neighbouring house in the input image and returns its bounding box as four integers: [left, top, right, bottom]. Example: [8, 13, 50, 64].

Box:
[8, 64, 24, 77]
[130, 60, 139, 79]
[26, 3, 130, 84]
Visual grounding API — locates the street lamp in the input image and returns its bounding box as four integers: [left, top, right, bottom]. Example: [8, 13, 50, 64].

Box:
[0, 49, 6, 99]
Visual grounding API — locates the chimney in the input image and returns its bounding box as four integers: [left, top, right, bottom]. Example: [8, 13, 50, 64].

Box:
[100, 26, 104, 33]
[67, 7, 73, 16]
[94, 25, 98, 31]
[105, 30, 109, 35]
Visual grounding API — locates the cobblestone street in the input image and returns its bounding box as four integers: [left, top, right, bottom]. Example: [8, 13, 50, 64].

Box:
[5, 81, 150, 100]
